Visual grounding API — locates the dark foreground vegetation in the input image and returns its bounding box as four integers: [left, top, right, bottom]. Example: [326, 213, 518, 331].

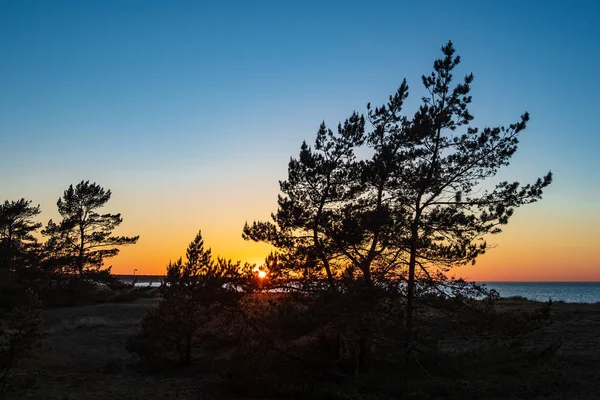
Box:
[5, 295, 600, 399]
[0, 42, 569, 398]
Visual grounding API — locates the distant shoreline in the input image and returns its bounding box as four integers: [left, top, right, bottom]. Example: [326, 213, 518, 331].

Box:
[114, 276, 600, 303]
[116, 274, 164, 281]
[114, 275, 600, 284]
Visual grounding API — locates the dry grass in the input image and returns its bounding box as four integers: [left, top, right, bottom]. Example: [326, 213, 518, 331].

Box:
[8, 298, 222, 400]
[4, 297, 600, 399]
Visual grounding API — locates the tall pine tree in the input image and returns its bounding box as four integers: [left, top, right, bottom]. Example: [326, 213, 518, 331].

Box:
[42, 181, 139, 276]
[244, 41, 553, 352]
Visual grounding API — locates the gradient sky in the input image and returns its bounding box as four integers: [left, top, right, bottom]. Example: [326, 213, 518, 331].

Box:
[1, 0, 598, 281]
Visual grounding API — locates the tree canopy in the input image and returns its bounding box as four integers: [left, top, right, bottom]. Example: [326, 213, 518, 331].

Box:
[42, 180, 139, 275]
[243, 41, 553, 339]
[0, 199, 42, 272]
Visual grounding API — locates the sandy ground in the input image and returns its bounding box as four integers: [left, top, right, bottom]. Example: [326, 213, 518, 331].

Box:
[6, 298, 600, 399]
[11, 299, 221, 400]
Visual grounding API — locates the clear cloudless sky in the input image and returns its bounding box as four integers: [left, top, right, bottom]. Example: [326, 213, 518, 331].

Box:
[1, 0, 598, 281]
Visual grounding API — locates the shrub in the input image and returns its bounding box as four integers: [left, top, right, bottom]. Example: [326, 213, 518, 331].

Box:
[127, 231, 254, 368]
[109, 287, 159, 303]
[0, 288, 44, 391]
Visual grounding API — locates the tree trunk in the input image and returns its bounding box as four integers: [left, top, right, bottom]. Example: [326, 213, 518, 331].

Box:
[183, 322, 193, 365]
[406, 210, 421, 346]
[357, 280, 374, 375]
[406, 251, 416, 344]
[78, 223, 85, 275]
[357, 328, 371, 375]
[314, 177, 336, 292]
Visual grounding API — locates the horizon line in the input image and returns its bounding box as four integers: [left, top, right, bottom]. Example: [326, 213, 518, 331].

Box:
[113, 274, 600, 284]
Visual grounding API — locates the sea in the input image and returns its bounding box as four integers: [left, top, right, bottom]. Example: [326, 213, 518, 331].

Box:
[127, 278, 600, 304]
[482, 282, 600, 303]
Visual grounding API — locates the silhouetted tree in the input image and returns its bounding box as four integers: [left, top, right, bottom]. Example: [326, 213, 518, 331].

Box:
[38, 235, 69, 282]
[0, 199, 42, 273]
[376, 42, 552, 343]
[243, 115, 371, 289]
[164, 231, 215, 292]
[128, 231, 256, 366]
[42, 181, 139, 276]
[243, 41, 553, 366]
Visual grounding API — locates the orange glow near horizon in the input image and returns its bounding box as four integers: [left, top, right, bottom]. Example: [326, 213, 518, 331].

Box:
[86, 176, 599, 283]
[107, 206, 600, 282]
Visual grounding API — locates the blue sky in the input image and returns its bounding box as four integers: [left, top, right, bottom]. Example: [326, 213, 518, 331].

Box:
[1, 0, 598, 279]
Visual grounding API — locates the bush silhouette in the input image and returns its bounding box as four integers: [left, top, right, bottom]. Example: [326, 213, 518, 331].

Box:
[0, 288, 44, 391]
[127, 231, 253, 367]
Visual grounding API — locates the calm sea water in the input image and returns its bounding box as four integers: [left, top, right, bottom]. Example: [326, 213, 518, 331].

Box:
[132, 280, 162, 288]
[482, 282, 600, 303]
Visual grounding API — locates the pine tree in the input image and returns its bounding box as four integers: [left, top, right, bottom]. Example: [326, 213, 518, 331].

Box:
[243, 114, 366, 289]
[129, 231, 255, 365]
[42, 181, 138, 276]
[0, 199, 42, 273]
[243, 41, 553, 361]
[378, 42, 552, 342]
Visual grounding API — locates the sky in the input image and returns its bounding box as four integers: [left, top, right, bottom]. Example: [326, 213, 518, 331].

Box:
[1, 0, 599, 281]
